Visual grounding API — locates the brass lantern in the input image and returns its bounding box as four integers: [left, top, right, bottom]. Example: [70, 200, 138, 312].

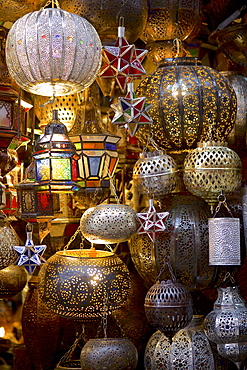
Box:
[32, 110, 81, 193]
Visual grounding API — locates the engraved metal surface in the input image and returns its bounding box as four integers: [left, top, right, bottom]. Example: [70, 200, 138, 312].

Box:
[0, 265, 27, 298]
[0, 223, 19, 270]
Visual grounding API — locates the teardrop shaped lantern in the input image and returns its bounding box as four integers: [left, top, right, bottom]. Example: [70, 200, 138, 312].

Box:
[5, 7, 102, 96]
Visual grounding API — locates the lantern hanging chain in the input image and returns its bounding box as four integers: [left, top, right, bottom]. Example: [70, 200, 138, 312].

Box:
[220, 271, 236, 287]
[156, 257, 177, 283]
[41, 0, 60, 9]
[63, 225, 82, 250]
[143, 133, 160, 153]
[56, 324, 86, 366]
[112, 313, 126, 338]
[213, 192, 234, 218]
[108, 171, 120, 204]
[96, 294, 109, 339]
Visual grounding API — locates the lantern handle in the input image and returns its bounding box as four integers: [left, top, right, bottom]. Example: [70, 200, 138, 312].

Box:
[41, 0, 61, 9]
[56, 324, 86, 366]
[213, 192, 234, 218]
[156, 259, 177, 283]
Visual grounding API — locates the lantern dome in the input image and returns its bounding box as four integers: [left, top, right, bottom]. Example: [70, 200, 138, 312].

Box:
[5, 7, 102, 96]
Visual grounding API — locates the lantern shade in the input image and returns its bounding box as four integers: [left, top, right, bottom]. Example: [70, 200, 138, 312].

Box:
[5, 8, 102, 96]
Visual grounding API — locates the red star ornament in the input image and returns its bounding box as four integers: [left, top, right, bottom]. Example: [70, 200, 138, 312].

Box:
[98, 26, 148, 92]
[137, 199, 169, 242]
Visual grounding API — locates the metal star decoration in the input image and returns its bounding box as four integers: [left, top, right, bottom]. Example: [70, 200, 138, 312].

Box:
[111, 82, 153, 136]
[13, 223, 47, 275]
[98, 25, 148, 93]
[137, 199, 169, 242]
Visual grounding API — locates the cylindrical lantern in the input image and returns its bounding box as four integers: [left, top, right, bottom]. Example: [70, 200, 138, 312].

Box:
[38, 249, 131, 320]
[183, 141, 242, 210]
[204, 286, 247, 368]
[0, 265, 27, 298]
[144, 315, 215, 370]
[0, 219, 19, 270]
[209, 217, 241, 266]
[136, 57, 237, 152]
[132, 150, 178, 200]
[5, 7, 102, 96]
[80, 204, 139, 244]
[80, 338, 138, 370]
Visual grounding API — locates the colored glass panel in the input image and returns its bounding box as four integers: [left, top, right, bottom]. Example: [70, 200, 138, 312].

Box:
[51, 158, 71, 180]
[36, 158, 50, 182]
[109, 157, 118, 174]
[89, 156, 101, 176]
[83, 142, 104, 149]
[105, 143, 117, 150]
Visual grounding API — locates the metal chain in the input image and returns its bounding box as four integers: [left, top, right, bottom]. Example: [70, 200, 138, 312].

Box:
[96, 294, 109, 339]
[213, 192, 234, 218]
[41, 0, 61, 9]
[56, 324, 86, 365]
[108, 171, 120, 204]
[63, 225, 82, 250]
[156, 259, 177, 283]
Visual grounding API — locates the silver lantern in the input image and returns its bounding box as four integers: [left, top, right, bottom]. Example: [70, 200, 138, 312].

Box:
[204, 286, 247, 369]
[208, 217, 241, 265]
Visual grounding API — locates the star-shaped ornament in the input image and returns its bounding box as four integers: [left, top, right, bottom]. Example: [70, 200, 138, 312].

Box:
[111, 82, 153, 136]
[13, 224, 47, 275]
[98, 25, 148, 93]
[137, 199, 169, 242]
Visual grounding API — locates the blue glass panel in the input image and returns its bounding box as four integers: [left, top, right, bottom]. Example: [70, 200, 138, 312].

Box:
[105, 143, 116, 150]
[89, 157, 101, 176]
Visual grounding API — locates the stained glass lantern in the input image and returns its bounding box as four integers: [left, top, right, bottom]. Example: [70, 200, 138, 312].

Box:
[136, 57, 237, 152]
[5, 7, 102, 97]
[32, 110, 81, 193]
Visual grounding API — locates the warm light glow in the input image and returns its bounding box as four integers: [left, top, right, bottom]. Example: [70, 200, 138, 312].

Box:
[0, 327, 5, 338]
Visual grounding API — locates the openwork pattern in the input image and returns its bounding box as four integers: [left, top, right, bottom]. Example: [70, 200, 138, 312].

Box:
[80, 204, 139, 244]
[0, 265, 27, 298]
[133, 151, 178, 199]
[80, 338, 138, 370]
[0, 223, 19, 270]
[144, 280, 193, 338]
[136, 58, 237, 151]
[145, 316, 215, 370]
[38, 249, 131, 320]
[183, 142, 242, 208]
[6, 8, 102, 96]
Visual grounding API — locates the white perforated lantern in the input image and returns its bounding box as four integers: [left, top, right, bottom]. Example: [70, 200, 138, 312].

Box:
[5, 8, 102, 96]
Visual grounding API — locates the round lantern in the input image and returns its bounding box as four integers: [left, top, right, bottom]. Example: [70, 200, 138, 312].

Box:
[136, 57, 237, 152]
[5, 7, 102, 97]
[144, 315, 215, 370]
[132, 150, 178, 200]
[204, 286, 247, 368]
[183, 141, 242, 211]
[144, 278, 193, 339]
[80, 338, 138, 370]
[80, 204, 139, 244]
[38, 249, 131, 320]
[0, 265, 27, 298]
[129, 193, 216, 291]
[0, 220, 19, 270]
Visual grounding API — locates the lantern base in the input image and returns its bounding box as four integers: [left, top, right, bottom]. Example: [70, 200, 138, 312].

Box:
[34, 181, 81, 193]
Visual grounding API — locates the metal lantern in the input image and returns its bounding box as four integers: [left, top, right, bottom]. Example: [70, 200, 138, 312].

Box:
[5, 7, 102, 97]
[144, 277, 193, 339]
[80, 338, 138, 370]
[59, 0, 148, 44]
[0, 219, 19, 270]
[80, 204, 139, 244]
[136, 57, 237, 152]
[204, 286, 247, 369]
[38, 249, 131, 320]
[132, 150, 178, 200]
[0, 265, 27, 298]
[183, 141, 242, 211]
[32, 110, 80, 193]
[144, 315, 215, 370]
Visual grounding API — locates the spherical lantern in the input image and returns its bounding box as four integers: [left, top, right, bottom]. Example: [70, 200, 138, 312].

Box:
[0, 265, 27, 298]
[144, 315, 215, 370]
[0, 220, 19, 270]
[132, 150, 178, 200]
[144, 278, 193, 339]
[38, 249, 131, 320]
[183, 141, 242, 211]
[204, 286, 247, 369]
[136, 57, 237, 152]
[5, 7, 102, 97]
[80, 204, 139, 244]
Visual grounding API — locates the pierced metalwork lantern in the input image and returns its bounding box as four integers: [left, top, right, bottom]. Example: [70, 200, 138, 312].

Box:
[0, 265, 27, 298]
[204, 286, 247, 369]
[183, 141, 242, 211]
[0, 219, 19, 270]
[38, 249, 131, 320]
[32, 110, 81, 193]
[5, 7, 102, 97]
[136, 57, 237, 152]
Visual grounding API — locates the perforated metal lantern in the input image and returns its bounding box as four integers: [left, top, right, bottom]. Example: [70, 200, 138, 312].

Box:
[144, 279, 193, 339]
[80, 338, 138, 370]
[204, 286, 247, 369]
[136, 57, 237, 152]
[5, 7, 102, 97]
[183, 141, 242, 210]
[0, 219, 19, 270]
[80, 204, 139, 244]
[132, 150, 178, 200]
[38, 249, 131, 320]
[0, 265, 27, 298]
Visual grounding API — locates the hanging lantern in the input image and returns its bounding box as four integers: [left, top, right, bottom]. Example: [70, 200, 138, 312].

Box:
[204, 286, 247, 369]
[145, 40, 189, 66]
[133, 150, 178, 200]
[38, 249, 131, 320]
[144, 315, 215, 370]
[183, 141, 242, 211]
[0, 218, 19, 270]
[80, 338, 138, 370]
[0, 265, 27, 298]
[5, 7, 102, 97]
[136, 57, 237, 152]
[144, 267, 193, 339]
[32, 110, 80, 193]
